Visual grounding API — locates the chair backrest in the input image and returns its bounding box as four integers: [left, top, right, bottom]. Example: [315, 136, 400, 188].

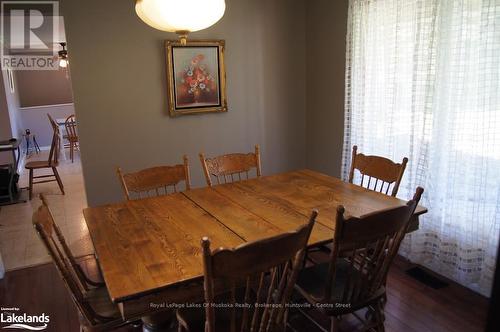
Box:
[348, 145, 408, 197]
[202, 210, 318, 332]
[200, 145, 262, 187]
[47, 113, 57, 128]
[64, 114, 78, 141]
[322, 187, 423, 306]
[117, 155, 191, 200]
[32, 195, 103, 325]
[47, 114, 60, 166]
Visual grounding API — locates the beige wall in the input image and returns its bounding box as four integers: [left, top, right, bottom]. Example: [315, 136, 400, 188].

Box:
[16, 70, 73, 107]
[61, 0, 307, 206]
[306, 0, 348, 177]
[19, 104, 75, 147]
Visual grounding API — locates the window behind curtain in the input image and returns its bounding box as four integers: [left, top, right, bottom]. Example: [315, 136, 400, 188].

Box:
[343, 0, 500, 296]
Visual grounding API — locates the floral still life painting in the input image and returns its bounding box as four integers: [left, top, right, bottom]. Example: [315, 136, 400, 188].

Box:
[166, 40, 227, 116]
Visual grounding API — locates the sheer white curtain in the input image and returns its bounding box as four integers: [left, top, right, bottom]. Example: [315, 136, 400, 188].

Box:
[343, 0, 500, 296]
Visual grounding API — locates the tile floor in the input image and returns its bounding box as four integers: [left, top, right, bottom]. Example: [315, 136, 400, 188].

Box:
[0, 149, 93, 271]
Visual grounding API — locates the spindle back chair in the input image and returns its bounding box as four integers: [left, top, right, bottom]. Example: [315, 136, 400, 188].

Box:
[47, 113, 58, 132]
[47, 117, 61, 166]
[64, 114, 79, 162]
[199, 145, 262, 187]
[348, 145, 408, 197]
[295, 187, 423, 332]
[25, 114, 64, 200]
[117, 155, 191, 200]
[36, 194, 103, 291]
[33, 195, 138, 331]
[177, 210, 318, 332]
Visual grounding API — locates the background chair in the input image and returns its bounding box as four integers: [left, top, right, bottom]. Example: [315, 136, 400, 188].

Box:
[32, 194, 140, 331]
[199, 144, 262, 186]
[64, 114, 79, 163]
[25, 114, 64, 200]
[293, 187, 423, 332]
[177, 210, 318, 332]
[116, 155, 191, 200]
[348, 145, 408, 197]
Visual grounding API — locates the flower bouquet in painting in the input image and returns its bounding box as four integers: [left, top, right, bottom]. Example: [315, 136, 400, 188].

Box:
[176, 54, 219, 107]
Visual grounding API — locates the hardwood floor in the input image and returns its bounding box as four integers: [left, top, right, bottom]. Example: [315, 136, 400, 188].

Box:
[0, 255, 489, 332]
[383, 258, 488, 332]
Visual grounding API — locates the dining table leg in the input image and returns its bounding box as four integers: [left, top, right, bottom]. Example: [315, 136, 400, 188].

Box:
[141, 310, 176, 332]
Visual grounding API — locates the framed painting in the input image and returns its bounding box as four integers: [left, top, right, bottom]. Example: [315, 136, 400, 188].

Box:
[165, 40, 227, 117]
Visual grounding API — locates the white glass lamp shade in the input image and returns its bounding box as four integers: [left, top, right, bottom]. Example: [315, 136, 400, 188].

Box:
[135, 0, 226, 33]
[59, 58, 68, 68]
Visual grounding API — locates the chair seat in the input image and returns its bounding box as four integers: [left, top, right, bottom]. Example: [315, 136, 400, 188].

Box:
[83, 286, 140, 332]
[25, 160, 58, 169]
[84, 287, 122, 320]
[177, 288, 254, 332]
[81, 286, 142, 331]
[295, 261, 385, 315]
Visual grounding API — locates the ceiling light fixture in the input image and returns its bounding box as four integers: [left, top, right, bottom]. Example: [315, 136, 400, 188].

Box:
[58, 42, 68, 68]
[135, 0, 226, 45]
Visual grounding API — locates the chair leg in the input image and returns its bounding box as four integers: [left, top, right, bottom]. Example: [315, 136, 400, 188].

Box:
[283, 308, 289, 332]
[52, 167, 65, 195]
[28, 169, 33, 200]
[70, 141, 74, 163]
[330, 317, 339, 332]
[374, 300, 386, 332]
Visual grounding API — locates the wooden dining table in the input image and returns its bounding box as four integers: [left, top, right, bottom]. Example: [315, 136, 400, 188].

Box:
[84, 169, 427, 330]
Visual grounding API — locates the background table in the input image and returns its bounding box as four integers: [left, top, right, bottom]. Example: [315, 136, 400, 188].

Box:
[84, 169, 427, 321]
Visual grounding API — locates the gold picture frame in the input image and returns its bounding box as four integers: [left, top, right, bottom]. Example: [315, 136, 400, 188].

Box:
[165, 40, 227, 117]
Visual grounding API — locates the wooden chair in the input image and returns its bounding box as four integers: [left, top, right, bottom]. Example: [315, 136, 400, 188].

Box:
[116, 155, 191, 200]
[25, 114, 65, 200]
[348, 145, 408, 197]
[199, 145, 262, 186]
[37, 194, 104, 290]
[294, 187, 423, 332]
[64, 114, 79, 163]
[47, 113, 59, 135]
[32, 194, 141, 331]
[307, 146, 409, 260]
[47, 113, 61, 154]
[176, 210, 318, 332]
